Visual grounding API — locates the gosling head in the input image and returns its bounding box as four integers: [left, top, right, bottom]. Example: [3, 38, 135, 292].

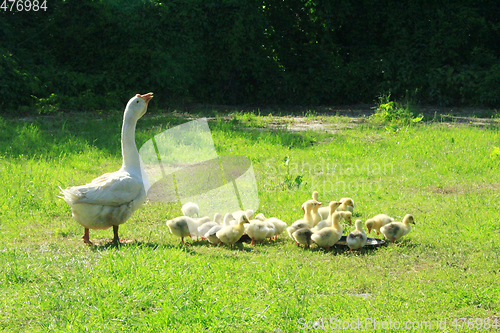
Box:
[403, 214, 415, 225]
[341, 211, 353, 225]
[312, 191, 319, 201]
[329, 201, 342, 213]
[303, 200, 314, 213]
[223, 213, 235, 225]
[238, 214, 250, 225]
[354, 219, 364, 230]
[213, 212, 223, 223]
[365, 219, 374, 233]
[312, 200, 322, 211]
[342, 198, 355, 208]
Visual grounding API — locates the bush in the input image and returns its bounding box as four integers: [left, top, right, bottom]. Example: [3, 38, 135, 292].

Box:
[371, 94, 423, 125]
[2, 0, 500, 112]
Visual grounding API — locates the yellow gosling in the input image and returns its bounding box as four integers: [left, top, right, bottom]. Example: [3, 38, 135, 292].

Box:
[365, 214, 394, 235]
[380, 214, 416, 243]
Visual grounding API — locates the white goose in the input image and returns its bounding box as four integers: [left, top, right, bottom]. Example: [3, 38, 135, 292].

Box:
[59, 93, 153, 245]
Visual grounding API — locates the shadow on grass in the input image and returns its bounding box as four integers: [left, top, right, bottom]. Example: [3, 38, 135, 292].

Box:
[390, 238, 424, 249]
[86, 236, 285, 254]
[88, 239, 200, 256]
[290, 242, 388, 255]
[2, 110, 325, 163]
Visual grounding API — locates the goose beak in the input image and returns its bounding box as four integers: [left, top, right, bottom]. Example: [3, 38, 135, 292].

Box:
[138, 92, 154, 104]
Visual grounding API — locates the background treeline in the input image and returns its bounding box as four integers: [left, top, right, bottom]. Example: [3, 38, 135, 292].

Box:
[1, 0, 500, 112]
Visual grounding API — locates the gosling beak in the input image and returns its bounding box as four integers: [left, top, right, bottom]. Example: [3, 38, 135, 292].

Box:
[138, 92, 154, 104]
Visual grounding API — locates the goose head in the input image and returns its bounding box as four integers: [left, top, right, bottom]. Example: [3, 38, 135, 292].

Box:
[125, 92, 153, 121]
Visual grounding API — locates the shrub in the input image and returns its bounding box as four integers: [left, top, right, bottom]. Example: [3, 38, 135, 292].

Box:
[371, 93, 423, 125]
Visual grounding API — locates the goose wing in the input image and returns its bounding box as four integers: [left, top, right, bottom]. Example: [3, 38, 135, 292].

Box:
[61, 171, 143, 206]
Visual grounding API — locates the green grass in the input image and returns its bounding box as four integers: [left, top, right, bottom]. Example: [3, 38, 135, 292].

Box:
[1, 109, 500, 332]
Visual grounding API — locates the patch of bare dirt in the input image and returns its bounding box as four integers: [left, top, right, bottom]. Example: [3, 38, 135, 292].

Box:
[157, 104, 500, 132]
[427, 183, 500, 195]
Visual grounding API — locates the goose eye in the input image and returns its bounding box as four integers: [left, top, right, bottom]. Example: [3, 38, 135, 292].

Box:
[136, 100, 139, 103]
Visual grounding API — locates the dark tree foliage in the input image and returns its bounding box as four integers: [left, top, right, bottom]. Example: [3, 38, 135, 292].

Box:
[1, 0, 500, 112]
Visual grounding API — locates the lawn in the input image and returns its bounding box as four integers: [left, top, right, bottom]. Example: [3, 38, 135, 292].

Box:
[0, 107, 499, 332]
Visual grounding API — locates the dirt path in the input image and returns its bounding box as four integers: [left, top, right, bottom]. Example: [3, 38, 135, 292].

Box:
[184, 104, 500, 132]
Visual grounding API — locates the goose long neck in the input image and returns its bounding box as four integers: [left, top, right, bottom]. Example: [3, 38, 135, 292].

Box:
[328, 206, 336, 223]
[236, 221, 246, 232]
[404, 222, 412, 232]
[332, 214, 343, 233]
[121, 114, 141, 173]
[304, 206, 313, 226]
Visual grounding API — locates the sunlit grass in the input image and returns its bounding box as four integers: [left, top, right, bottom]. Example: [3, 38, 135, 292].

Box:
[0, 110, 499, 332]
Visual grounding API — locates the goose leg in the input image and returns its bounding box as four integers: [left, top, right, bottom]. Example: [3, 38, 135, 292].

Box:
[113, 225, 120, 244]
[82, 228, 92, 245]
